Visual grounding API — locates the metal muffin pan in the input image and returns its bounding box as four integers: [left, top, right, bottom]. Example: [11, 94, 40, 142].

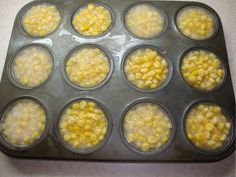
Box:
[0, 0, 235, 162]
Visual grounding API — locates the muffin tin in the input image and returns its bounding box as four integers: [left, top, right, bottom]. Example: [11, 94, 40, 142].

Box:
[0, 0, 235, 162]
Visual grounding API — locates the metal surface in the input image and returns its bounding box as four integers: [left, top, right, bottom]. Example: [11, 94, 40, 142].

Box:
[0, 0, 235, 162]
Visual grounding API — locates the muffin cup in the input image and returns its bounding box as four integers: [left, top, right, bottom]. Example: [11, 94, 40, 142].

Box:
[7, 43, 55, 90]
[183, 100, 235, 155]
[55, 97, 112, 154]
[123, 2, 168, 40]
[0, 96, 48, 151]
[71, 2, 115, 38]
[175, 5, 219, 41]
[178, 47, 227, 93]
[121, 45, 173, 92]
[19, 1, 63, 38]
[120, 98, 176, 155]
[63, 44, 114, 90]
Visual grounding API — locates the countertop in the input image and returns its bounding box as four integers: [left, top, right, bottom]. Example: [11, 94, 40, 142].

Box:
[0, 0, 235, 177]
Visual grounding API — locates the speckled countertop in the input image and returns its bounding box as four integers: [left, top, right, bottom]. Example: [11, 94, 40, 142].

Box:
[0, 0, 235, 177]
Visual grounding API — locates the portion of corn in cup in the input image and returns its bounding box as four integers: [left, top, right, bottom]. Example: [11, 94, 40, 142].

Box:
[181, 49, 225, 91]
[125, 4, 165, 38]
[0, 99, 46, 148]
[65, 47, 110, 88]
[59, 100, 108, 150]
[186, 103, 232, 151]
[72, 3, 112, 37]
[22, 3, 61, 37]
[12, 46, 53, 88]
[123, 102, 172, 152]
[177, 6, 216, 40]
[124, 47, 169, 90]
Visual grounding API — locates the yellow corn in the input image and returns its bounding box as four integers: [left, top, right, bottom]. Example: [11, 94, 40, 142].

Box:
[66, 47, 110, 88]
[123, 103, 172, 152]
[13, 46, 53, 88]
[186, 103, 231, 151]
[59, 100, 108, 149]
[177, 7, 214, 40]
[72, 4, 112, 36]
[125, 4, 164, 38]
[22, 4, 61, 36]
[181, 50, 224, 91]
[0, 100, 46, 147]
[124, 48, 169, 90]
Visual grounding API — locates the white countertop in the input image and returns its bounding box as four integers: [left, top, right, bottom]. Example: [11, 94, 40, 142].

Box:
[0, 0, 235, 177]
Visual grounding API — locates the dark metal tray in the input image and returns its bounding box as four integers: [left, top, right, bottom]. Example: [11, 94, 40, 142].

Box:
[0, 0, 235, 162]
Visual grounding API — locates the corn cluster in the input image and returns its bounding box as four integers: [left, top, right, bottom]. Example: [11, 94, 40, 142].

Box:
[66, 47, 110, 88]
[22, 4, 61, 36]
[12, 46, 53, 88]
[59, 100, 108, 149]
[186, 103, 231, 151]
[181, 50, 224, 91]
[125, 4, 164, 38]
[72, 4, 112, 36]
[123, 103, 172, 152]
[0, 100, 46, 147]
[177, 7, 214, 40]
[124, 48, 169, 90]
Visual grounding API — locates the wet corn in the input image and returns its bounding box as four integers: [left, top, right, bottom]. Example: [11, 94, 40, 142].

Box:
[123, 103, 172, 152]
[186, 103, 232, 151]
[12, 46, 53, 88]
[59, 100, 108, 149]
[125, 4, 165, 38]
[181, 50, 224, 91]
[0, 100, 46, 147]
[72, 4, 112, 36]
[124, 48, 169, 90]
[22, 4, 61, 37]
[66, 47, 110, 88]
[177, 7, 215, 40]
